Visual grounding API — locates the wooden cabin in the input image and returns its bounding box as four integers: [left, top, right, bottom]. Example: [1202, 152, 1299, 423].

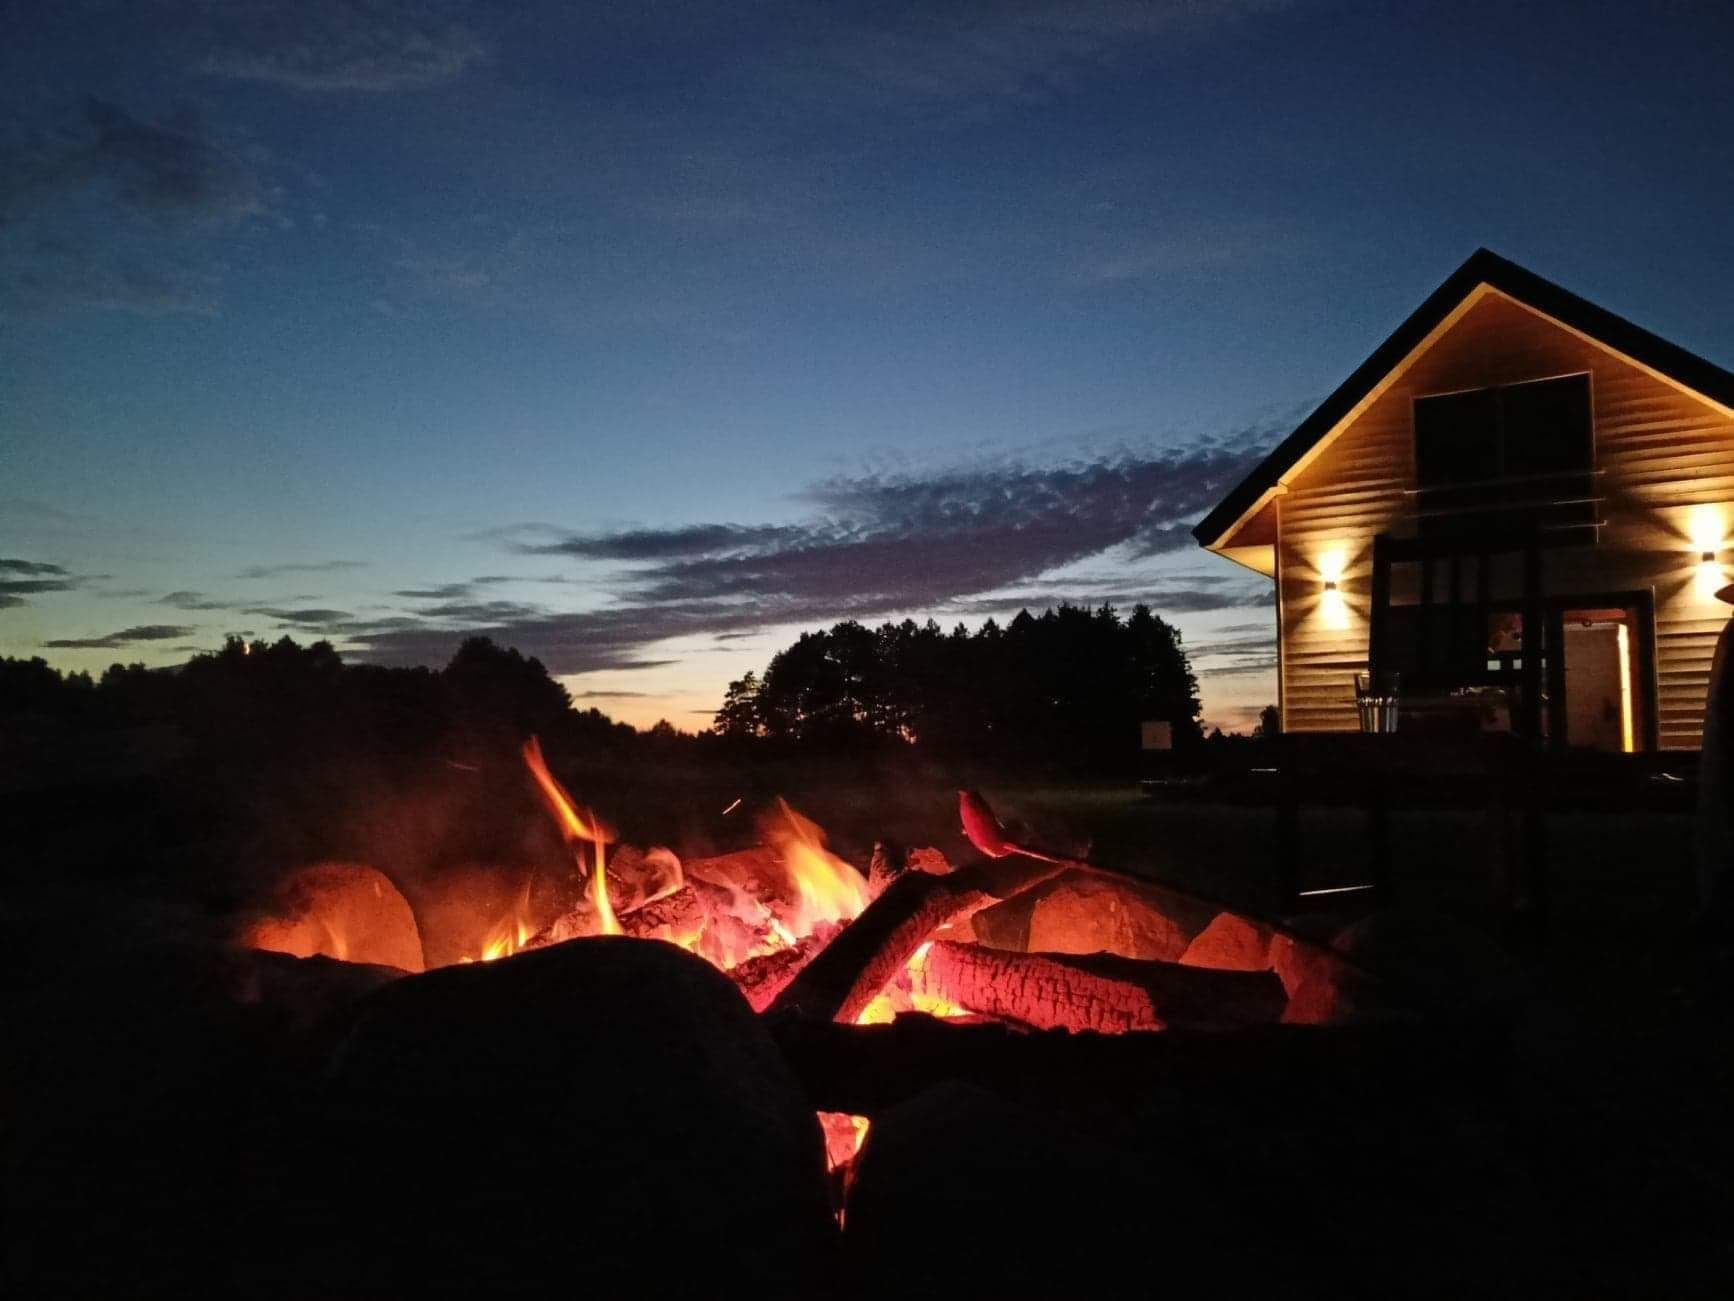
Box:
[1194, 249, 1734, 752]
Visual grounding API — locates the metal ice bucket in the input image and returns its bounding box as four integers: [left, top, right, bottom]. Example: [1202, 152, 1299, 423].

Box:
[1354, 670, 1400, 734]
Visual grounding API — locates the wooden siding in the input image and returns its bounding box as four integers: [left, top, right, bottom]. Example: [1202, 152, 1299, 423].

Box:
[1276, 289, 1734, 748]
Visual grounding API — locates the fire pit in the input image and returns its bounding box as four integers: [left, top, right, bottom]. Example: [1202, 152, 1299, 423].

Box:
[5, 741, 1528, 1298]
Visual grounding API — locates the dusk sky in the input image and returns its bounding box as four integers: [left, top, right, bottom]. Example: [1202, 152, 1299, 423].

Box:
[6, 0, 1734, 731]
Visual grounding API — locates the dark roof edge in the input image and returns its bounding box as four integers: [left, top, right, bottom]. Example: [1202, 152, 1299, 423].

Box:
[1193, 247, 1734, 549]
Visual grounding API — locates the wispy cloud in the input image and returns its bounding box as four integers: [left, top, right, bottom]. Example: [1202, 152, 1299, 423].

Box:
[242, 606, 355, 627]
[159, 589, 236, 610]
[1187, 622, 1279, 677]
[188, 0, 488, 94]
[0, 97, 268, 315]
[390, 575, 521, 600]
[523, 523, 806, 563]
[234, 559, 367, 580]
[0, 558, 84, 607]
[407, 598, 545, 623]
[392, 581, 476, 601]
[346, 423, 1278, 674]
[0, 97, 266, 226]
[738, 0, 1295, 118]
[43, 623, 194, 650]
[1070, 222, 1293, 288]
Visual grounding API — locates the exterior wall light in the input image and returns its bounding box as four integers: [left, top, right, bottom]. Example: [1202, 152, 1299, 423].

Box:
[1323, 580, 1339, 591]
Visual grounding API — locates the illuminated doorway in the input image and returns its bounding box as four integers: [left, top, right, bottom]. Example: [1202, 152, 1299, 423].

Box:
[1549, 598, 1654, 753]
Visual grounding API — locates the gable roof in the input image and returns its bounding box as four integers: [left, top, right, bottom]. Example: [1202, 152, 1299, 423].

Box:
[1193, 247, 1734, 551]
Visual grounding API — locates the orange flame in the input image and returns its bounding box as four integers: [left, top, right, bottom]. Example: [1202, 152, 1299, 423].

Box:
[763, 798, 870, 934]
[523, 737, 608, 844]
[474, 876, 536, 962]
[523, 736, 621, 938]
[591, 834, 621, 937]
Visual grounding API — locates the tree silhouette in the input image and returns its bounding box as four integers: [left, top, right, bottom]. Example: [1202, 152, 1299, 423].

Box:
[715, 671, 765, 739]
[713, 602, 1201, 771]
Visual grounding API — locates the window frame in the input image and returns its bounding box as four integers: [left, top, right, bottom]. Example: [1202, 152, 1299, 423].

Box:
[1409, 371, 1597, 543]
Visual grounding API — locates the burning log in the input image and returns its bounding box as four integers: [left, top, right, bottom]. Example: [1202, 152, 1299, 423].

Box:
[729, 925, 839, 1011]
[908, 940, 1285, 1032]
[532, 874, 787, 968]
[603, 843, 685, 913]
[866, 841, 953, 898]
[766, 854, 1082, 1023]
[619, 880, 709, 942]
[867, 840, 902, 898]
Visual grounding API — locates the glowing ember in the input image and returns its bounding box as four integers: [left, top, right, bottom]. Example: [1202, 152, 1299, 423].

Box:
[903, 941, 970, 1019]
[818, 1111, 871, 1171]
[854, 940, 970, 1024]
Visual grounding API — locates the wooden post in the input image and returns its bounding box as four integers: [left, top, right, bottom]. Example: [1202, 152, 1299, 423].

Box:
[1369, 534, 1391, 683]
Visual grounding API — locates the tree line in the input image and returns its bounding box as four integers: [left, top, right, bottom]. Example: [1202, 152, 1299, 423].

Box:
[4, 603, 1214, 779]
[714, 603, 1202, 770]
[0, 635, 648, 767]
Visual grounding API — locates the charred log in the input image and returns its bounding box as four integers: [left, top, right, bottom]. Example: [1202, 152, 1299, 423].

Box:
[867, 842, 953, 899]
[909, 940, 1285, 1032]
[728, 926, 837, 1012]
[866, 840, 903, 898]
[765, 855, 1081, 1023]
[531, 876, 781, 965]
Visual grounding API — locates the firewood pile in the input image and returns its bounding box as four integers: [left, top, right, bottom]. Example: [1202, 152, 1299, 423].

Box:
[2, 792, 1541, 1299]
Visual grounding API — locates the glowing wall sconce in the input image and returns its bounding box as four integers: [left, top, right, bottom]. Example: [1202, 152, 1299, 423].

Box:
[1689, 505, 1730, 601]
[1317, 547, 1350, 630]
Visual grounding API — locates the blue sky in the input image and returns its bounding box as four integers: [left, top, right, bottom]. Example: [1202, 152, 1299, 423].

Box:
[5, 0, 1733, 730]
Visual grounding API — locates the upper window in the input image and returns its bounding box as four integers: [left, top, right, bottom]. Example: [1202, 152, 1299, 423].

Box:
[1413, 374, 1595, 544]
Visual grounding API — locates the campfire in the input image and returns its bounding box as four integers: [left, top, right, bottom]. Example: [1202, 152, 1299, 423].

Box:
[9, 730, 1524, 1299]
[239, 737, 1413, 1176]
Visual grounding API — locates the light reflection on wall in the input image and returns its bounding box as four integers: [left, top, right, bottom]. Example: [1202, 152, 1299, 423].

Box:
[1317, 545, 1351, 631]
[1616, 623, 1635, 754]
[1688, 504, 1728, 602]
